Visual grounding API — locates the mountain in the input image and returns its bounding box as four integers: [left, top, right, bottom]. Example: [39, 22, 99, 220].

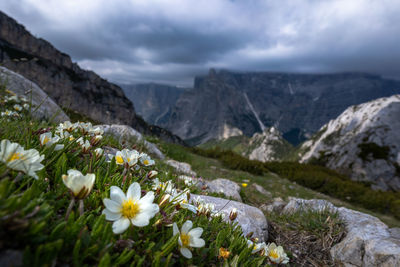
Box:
[299, 95, 400, 191]
[0, 11, 183, 144]
[243, 127, 294, 162]
[158, 69, 400, 145]
[121, 83, 187, 125]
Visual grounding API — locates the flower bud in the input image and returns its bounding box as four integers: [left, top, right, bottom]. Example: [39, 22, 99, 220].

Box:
[147, 170, 158, 179]
[229, 208, 238, 221]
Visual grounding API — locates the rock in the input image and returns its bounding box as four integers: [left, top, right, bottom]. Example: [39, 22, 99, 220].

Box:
[98, 124, 165, 159]
[252, 183, 272, 198]
[206, 178, 242, 201]
[244, 127, 294, 162]
[389, 228, 400, 239]
[0, 249, 23, 267]
[191, 194, 268, 242]
[263, 197, 287, 213]
[300, 95, 400, 191]
[165, 159, 196, 176]
[0, 66, 69, 123]
[281, 197, 400, 266]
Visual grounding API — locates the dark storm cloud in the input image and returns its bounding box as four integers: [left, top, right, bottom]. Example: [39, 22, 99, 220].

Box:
[1, 0, 400, 86]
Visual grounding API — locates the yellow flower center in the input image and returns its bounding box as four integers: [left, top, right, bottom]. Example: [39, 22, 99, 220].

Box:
[180, 233, 190, 247]
[269, 249, 279, 259]
[143, 159, 149, 165]
[8, 152, 24, 162]
[120, 199, 139, 219]
[42, 136, 50, 145]
[116, 155, 124, 164]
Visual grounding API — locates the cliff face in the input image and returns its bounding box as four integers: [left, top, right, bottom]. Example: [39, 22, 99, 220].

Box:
[121, 83, 186, 125]
[299, 95, 400, 191]
[160, 69, 400, 145]
[0, 11, 184, 144]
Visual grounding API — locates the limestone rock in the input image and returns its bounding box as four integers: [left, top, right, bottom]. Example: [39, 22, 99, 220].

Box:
[0, 66, 69, 123]
[263, 197, 287, 213]
[165, 159, 196, 176]
[191, 194, 268, 242]
[206, 178, 242, 201]
[300, 95, 400, 191]
[252, 183, 272, 198]
[280, 197, 400, 267]
[98, 124, 165, 159]
[0, 250, 23, 267]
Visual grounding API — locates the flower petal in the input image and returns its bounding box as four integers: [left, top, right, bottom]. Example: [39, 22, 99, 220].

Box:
[103, 198, 121, 213]
[180, 247, 192, 259]
[127, 182, 140, 201]
[181, 220, 193, 234]
[110, 186, 126, 204]
[112, 218, 130, 234]
[173, 223, 179, 236]
[138, 191, 155, 205]
[190, 237, 205, 248]
[102, 209, 121, 221]
[188, 227, 203, 239]
[130, 212, 150, 227]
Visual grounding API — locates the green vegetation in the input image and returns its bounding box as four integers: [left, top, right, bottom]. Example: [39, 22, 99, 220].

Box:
[358, 142, 390, 161]
[187, 147, 400, 220]
[0, 89, 271, 266]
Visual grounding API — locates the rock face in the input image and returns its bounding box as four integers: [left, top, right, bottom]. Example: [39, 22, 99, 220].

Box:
[243, 127, 294, 162]
[299, 95, 400, 191]
[121, 83, 187, 125]
[279, 198, 400, 267]
[0, 11, 184, 145]
[98, 124, 165, 159]
[0, 66, 69, 123]
[191, 194, 268, 242]
[165, 160, 197, 177]
[158, 69, 400, 145]
[205, 178, 242, 201]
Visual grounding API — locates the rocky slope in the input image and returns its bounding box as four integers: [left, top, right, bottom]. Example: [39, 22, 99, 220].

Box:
[159, 69, 400, 145]
[243, 127, 294, 162]
[299, 95, 400, 191]
[121, 83, 187, 125]
[0, 11, 184, 145]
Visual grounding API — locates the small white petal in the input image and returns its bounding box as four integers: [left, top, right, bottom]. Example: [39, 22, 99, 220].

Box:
[102, 209, 121, 221]
[112, 218, 130, 234]
[180, 247, 192, 259]
[110, 186, 126, 204]
[103, 198, 121, 213]
[190, 237, 205, 248]
[127, 182, 141, 201]
[173, 223, 179, 236]
[181, 220, 193, 234]
[130, 212, 150, 227]
[188, 227, 203, 239]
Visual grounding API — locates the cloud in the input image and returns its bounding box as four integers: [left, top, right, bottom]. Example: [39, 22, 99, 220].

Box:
[1, 0, 400, 86]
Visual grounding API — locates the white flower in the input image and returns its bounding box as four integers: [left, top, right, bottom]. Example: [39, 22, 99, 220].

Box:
[152, 178, 175, 194]
[173, 220, 205, 259]
[39, 132, 64, 151]
[265, 243, 289, 264]
[247, 240, 266, 254]
[58, 121, 76, 132]
[89, 126, 104, 136]
[170, 188, 190, 205]
[115, 149, 139, 167]
[13, 104, 22, 111]
[62, 169, 95, 199]
[0, 139, 44, 179]
[23, 103, 30, 110]
[76, 137, 91, 152]
[139, 153, 155, 166]
[90, 135, 102, 146]
[102, 182, 159, 234]
[94, 148, 103, 157]
[146, 170, 158, 179]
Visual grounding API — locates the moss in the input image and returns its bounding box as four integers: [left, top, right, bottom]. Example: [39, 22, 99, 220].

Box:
[358, 142, 390, 162]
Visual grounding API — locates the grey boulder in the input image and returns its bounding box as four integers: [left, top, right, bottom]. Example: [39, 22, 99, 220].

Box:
[0, 66, 69, 123]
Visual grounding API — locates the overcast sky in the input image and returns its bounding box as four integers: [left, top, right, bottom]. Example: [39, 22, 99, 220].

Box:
[1, 0, 400, 86]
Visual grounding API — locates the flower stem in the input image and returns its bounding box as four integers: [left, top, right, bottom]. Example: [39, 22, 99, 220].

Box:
[78, 200, 84, 216]
[65, 198, 75, 220]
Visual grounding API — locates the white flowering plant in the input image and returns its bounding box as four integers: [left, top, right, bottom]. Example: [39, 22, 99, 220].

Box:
[0, 86, 289, 266]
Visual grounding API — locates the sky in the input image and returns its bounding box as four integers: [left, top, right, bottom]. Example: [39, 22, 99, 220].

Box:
[1, 0, 400, 86]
